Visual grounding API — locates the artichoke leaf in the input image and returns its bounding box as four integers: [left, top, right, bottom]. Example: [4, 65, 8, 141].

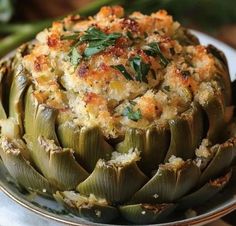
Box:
[201, 95, 225, 143]
[165, 103, 204, 161]
[213, 73, 231, 107]
[0, 58, 15, 119]
[199, 137, 236, 185]
[116, 128, 145, 154]
[0, 61, 8, 119]
[116, 127, 170, 174]
[178, 170, 232, 210]
[78, 126, 113, 172]
[57, 120, 81, 155]
[173, 28, 200, 46]
[54, 191, 119, 223]
[119, 203, 175, 224]
[77, 150, 148, 204]
[0, 136, 54, 196]
[131, 158, 200, 204]
[207, 44, 231, 105]
[29, 136, 88, 190]
[24, 86, 58, 144]
[139, 125, 170, 174]
[9, 68, 30, 132]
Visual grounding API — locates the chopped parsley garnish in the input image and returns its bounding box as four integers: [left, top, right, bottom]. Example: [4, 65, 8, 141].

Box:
[123, 105, 142, 121]
[112, 56, 150, 83]
[80, 27, 122, 57]
[61, 32, 80, 40]
[69, 47, 82, 65]
[126, 31, 134, 40]
[143, 42, 170, 67]
[111, 65, 133, 80]
[64, 27, 122, 65]
[129, 56, 150, 83]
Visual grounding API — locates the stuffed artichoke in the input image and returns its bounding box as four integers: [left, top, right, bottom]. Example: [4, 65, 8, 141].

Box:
[0, 6, 235, 224]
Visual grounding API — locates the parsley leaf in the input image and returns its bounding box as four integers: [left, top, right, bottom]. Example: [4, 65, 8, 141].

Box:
[111, 64, 133, 81]
[65, 27, 122, 65]
[69, 48, 82, 65]
[143, 42, 170, 67]
[80, 27, 122, 57]
[61, 32, 80, 41]
[123, 106, 142, 121]
[129, 56, 150, 83]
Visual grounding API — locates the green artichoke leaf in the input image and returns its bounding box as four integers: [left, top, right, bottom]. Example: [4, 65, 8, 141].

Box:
[24, 86, 59, 144]
[28, 136, 88, 190]
[116, 128, 145, 154]
[207, 45, 228, 68]
[178, 170, 232, 210]
[77, 126, 113, 172]
[119, 203, 175, 224]
[116, 126, 170, 174]
[131, 158, 200, 204]
[0, 136, 55, 196]
[9, 68, 30, 132]
[77, 150, 148, 204]
[165, 102, 204, 161]
[173, 28, 200, 46]
[0, 61, 8, 119]
[200, 137, 236, 185]
[207, 44, 231, 105]
[0, 59, 14, 119]
[54, 191, 119, 223]
[200, 95, 225, 143]
[57, 120, 81, 157]
[213, 73, 231, 107]
[139, 125, 170, 174]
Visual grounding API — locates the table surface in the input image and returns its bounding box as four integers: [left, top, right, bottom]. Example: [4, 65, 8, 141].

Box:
[0, 31, 235, 226]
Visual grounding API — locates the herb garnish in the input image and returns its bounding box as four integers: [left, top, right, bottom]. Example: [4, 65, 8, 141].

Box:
[126, 31, 134, 40]
[129, 56, 150, 83]
[80, 27, 122, 57]
[61, 32, 80, 41]
[143, 42, 169, 67]
[123, 105, 142, 121]
[69, 47, 82, 65]
[63, 27, 122, 65]
[112, 56, 150, 83]
[111, 65, 133, 80]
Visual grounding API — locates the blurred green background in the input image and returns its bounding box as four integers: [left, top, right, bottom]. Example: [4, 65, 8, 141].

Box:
[1, 0, 236, 57]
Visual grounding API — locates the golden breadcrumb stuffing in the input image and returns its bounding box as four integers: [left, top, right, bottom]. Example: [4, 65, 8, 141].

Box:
[22, 6, 226, 138]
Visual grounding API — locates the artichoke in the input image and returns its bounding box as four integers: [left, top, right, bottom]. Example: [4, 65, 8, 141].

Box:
[0, 6, 235, 224]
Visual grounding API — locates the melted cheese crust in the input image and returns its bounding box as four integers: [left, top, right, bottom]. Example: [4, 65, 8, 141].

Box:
[22, 6, 225, 138]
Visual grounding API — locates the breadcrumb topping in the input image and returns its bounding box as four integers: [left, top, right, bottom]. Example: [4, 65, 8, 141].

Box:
[22, 6, 226, 138]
